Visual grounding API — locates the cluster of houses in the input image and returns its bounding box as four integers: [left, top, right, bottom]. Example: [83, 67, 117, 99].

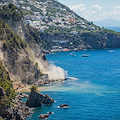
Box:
[0, 0, 96, 51]
[22, 0, 78, 32]
[7, 0, 93, 32]
[0, 0, 95, 33]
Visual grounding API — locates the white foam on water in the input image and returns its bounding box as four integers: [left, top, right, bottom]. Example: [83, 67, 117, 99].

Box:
[46, 64, 68, 80]
[68, 77, 79, 81]
[47, 111, 54, 114]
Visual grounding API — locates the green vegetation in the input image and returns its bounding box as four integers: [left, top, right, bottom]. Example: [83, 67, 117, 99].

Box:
[0, 1, 119, 50]
[25, 24, 48, 49]
[35, 62, 39, 68]
[47, 7, 58, 15]
[40, 25, 120, 49]
[0, 118, 3, 120]
[22, 10, 32, 16]
[25, 24, 41, 44]
[0, 18, 27, 51]
[30, 85, 38, 92]
[0, 3, 23, 21]
[0, 61, 16, 106]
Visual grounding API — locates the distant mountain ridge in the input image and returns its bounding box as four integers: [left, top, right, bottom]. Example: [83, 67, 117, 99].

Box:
[94, 19, 120, 27]
[104, 26, 120, 33]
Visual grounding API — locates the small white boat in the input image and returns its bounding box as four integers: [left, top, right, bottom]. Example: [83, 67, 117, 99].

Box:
[108, 50, 113, 52]
[69, 53, 76, 56]
[81, 54, 90, 57]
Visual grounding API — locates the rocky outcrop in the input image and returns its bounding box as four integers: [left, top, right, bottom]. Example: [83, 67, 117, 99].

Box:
[0, 92, 31, 120]
[0, 87, 10, 118]
[0, 16, 50, 86]
[0, 105, 10, 119]
[19, 93, 29, 98]
[39, 114, 49, 119]
[26, 90, 54, 107]
[59, 104, 69, 108]
[43, 94, 54, 105]
[7, 95, 30, 120]
[48, 111, 52, 114]
[0, 87, 5, 99]
[0, 116, 3, 120]
[26, 91, 45, 107]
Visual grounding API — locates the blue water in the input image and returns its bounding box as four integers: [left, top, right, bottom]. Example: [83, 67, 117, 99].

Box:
[26, 49, 120, 120]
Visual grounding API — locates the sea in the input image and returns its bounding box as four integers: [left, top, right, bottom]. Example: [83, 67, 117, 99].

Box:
[26, 49, 120, 120]
[26, 27, 120, 120]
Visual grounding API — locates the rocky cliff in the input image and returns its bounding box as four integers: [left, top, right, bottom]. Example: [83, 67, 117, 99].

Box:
[40, 27, 120, 50]
[0, 20, 47, 87]
[0, 4, 50, 88]
[0, 87, 9, 118]
[26, 89, 54, 107]
[0, 3, 64, 120]
[0, 87, 30, 120]
[0, 61, 31, 120]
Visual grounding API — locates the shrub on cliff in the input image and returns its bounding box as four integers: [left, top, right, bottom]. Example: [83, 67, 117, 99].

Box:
[30, 85, 38, 92]
[0, 18, 27, 51]
[0, 61, 16, 106]
[0, 3, 23, 21]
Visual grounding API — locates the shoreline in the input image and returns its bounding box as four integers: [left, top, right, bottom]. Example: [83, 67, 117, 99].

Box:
[15, 79, 67, 93]
[16, 86, 49, 92]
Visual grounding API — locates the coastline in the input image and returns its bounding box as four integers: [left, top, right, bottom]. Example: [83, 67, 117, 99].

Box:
[16, 86, 49, 92]
[15, 79, 67, 93]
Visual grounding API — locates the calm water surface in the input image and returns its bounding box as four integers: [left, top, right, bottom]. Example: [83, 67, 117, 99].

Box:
[26, 49, 120, 120]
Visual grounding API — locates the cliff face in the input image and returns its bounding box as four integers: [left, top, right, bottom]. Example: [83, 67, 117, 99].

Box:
[0, 3, 67, 89]
[0, 17, 49, 87]
[0, 86, 30, 120]
[0, 87, 9, 118]
[3, 47, 42, 85]
[40, 29, 120, 50]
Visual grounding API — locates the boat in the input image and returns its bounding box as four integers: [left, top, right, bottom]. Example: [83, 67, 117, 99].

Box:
[69, 53, 76, 56]
[108, 50, 113, 52]
[81, 54, 90, 57]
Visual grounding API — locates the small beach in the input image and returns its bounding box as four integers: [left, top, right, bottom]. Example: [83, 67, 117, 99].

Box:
[16, 86, 52, 92]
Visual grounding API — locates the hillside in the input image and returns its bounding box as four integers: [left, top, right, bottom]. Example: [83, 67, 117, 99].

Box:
[0, 61, 16, 119]
[1, 0, 119, 51]
[0, 60, 31, 120]
[0, 3, 52, 90]
[0, 3, 66, 120]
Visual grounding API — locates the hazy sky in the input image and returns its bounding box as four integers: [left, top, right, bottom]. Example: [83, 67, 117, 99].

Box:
[58, 0, 120, 21]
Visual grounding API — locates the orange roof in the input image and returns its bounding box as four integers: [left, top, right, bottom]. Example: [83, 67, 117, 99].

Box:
[63, 48, 70, 51]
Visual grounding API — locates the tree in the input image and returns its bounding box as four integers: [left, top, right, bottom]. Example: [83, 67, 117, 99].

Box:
[30, 85, 38, 92]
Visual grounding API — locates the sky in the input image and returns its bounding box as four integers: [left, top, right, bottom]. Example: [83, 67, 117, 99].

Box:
[58, 0, 120, 22]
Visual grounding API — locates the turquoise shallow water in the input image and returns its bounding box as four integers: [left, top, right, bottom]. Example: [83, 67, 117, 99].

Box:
[26, 49, 120, 120]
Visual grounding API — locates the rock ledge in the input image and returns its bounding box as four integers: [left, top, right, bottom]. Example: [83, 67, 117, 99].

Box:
[26, 90, 54, 107]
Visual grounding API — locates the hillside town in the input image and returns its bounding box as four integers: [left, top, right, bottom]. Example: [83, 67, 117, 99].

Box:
[0, 0, 101, 52]
[0, 0, 95, 32]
